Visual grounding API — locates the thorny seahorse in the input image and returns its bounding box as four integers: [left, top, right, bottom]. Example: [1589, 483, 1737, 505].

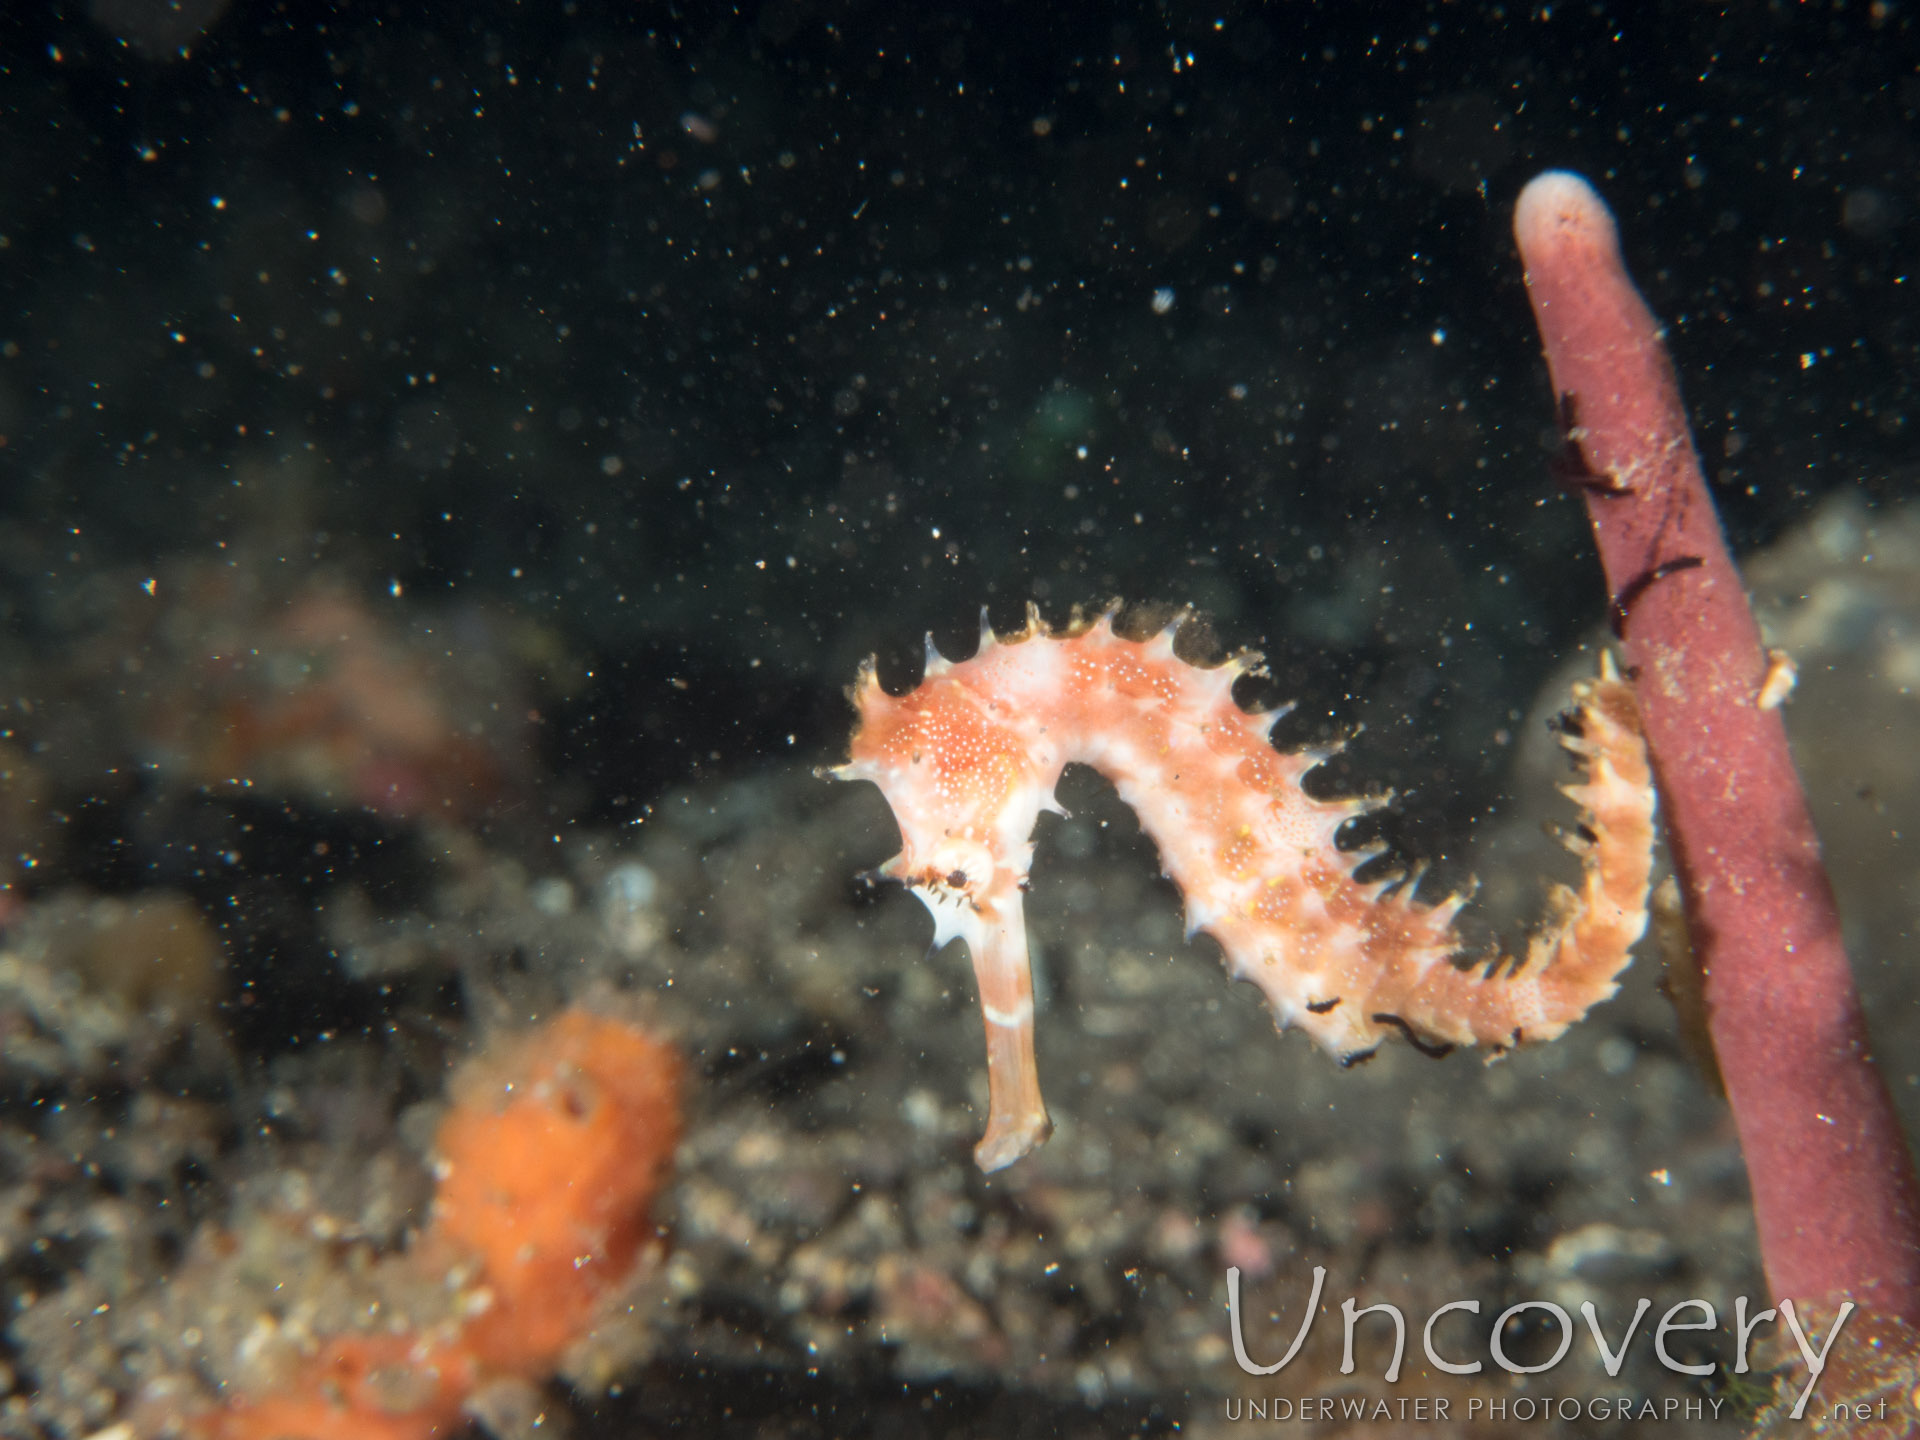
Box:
[825, 604, 1656, 1172]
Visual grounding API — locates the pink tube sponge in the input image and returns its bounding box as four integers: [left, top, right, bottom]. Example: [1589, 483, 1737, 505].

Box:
[1513, 170, 1920, 1323]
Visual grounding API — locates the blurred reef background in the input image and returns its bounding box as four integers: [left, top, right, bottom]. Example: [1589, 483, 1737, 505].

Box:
[0, 2, 1916, 1436]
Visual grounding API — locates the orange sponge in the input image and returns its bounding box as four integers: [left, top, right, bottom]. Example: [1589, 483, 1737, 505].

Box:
[203, 1009, 681, 1439]
[203, 1335, 473, 1440]
[433, 1008, 683, 1372]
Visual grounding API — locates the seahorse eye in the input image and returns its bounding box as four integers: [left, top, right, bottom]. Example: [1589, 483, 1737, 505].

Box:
[920, 838, 994, 898]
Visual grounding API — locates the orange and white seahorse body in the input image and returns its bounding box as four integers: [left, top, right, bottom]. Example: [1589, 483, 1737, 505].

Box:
[828, 606, 1656, 1172]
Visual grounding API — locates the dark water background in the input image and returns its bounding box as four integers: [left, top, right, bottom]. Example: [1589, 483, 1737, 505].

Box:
[3, 0, 1912, 835]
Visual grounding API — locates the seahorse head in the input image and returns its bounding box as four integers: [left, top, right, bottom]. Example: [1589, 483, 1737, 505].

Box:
[833, 662, 1048, 932]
